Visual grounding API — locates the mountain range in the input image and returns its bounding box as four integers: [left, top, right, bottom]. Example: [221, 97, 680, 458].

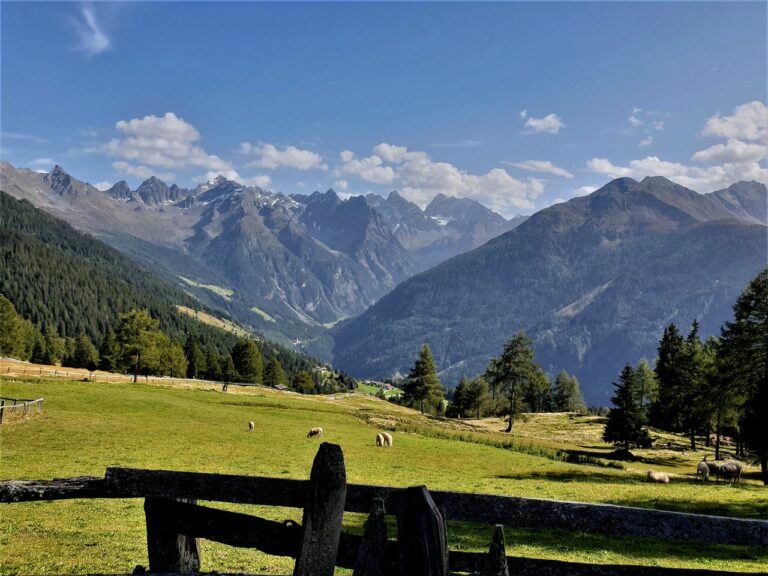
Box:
[332, 176, 767, 403]
[0, 161, 517, 357]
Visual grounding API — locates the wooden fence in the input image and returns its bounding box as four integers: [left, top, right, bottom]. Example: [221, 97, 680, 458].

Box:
[1, 443, 765, 576]
[0, 395, 43, 424]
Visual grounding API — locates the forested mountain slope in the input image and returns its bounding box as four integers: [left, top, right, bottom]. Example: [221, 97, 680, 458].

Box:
[333, 177, 768, 404]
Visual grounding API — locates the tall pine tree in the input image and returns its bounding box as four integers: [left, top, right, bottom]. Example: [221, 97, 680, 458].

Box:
[603, 364, 651, 450]
[403, 344, 445, 414]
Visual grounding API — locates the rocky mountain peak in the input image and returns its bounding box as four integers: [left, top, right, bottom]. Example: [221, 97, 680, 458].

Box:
[105, 180, 132, 201]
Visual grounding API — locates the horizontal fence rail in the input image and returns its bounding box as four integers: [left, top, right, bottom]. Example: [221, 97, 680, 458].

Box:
[2, 467, 766, 549]
[0, 396, 44, 423]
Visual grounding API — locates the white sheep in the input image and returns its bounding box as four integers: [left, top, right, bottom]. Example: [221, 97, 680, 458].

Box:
[307, 427, 323, 438]
[376, 433, 384, 447]
[696, 460, 709, 481]
[382, 432, 393, 448]
[647, 469, 669, 483]
[248, 421, 255, 433]
[721, 460, 743, 484]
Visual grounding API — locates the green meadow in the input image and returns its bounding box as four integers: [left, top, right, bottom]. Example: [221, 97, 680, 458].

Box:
[1, 376, 766, 574]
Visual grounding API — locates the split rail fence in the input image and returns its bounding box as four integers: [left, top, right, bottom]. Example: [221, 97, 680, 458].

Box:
[0, 395, 43, 424]
[1, 442, 765, 576]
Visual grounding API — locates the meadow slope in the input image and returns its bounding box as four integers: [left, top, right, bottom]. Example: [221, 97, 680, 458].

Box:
[0, 375, 766, 574]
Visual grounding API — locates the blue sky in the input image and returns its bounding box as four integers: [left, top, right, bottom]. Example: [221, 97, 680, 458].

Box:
[2, 1, 766, 216]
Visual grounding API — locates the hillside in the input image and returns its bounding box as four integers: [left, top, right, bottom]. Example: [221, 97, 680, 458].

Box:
[333, 177, 768, 404]
[0, 191, 321, 375]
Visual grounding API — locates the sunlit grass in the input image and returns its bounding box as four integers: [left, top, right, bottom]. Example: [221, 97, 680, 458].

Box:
[1, 376, 765, 574]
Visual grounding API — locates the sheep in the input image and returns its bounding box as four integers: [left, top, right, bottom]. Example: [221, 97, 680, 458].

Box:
[248, 421, 255, 433]
[707, 460, 725, 482]
[721, 460, 743, 484]
[382, 432, 393, 448]
[646, 469, 670, 483]
[696, 460, 709, 481]
[376, 433, 384, 447]
[307, 427, 323, 438]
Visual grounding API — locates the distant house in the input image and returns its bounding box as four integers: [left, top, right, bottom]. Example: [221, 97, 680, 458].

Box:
[274, 384, 289, 391]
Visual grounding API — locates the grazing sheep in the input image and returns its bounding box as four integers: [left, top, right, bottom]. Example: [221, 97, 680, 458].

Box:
[647, 469, 670, 484]
[307, 427, 323, 438]
[376, 433, 384, 447]
[721, 460, 743, 484]
[382, 432, 393, 448]
[696, 460, 709, 481]
[707, 460, 725, 482]
[248, 421, 255, 433]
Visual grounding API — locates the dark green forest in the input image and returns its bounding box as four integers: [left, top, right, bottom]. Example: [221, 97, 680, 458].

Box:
[0, 191, 352, 392]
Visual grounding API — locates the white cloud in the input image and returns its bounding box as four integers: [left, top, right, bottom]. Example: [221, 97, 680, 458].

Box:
[100, 112, 236, 182]
[339, 150, 355, 162]
[653, 121, 665, 131]
[29, 158, 55, 169]
[334, 179, 349, 191]
[337, 143, 544, 215]
[94, 181, 113, 191]
[506, 160, 574, 179]
[519, 110, 528, 118]
[628, 115, 643, 128]
[692, 139, 767, 164]
[2, 132, 48, 144]
[638, 136, 653, 148]
[112, 161, 175, 181]
[240, 142, 327, 171]
[72, 4, 110, 56]
[702, 101, 768, 142]
[523, 113, 565, 134]
[586, 101, 768, 193]
[336, 151, 397, 184]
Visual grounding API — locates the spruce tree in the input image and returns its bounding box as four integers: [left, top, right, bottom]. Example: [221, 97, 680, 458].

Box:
[231, 339, 263, 383]
[465, 377, 490, 419]
[69, 333, 99, 370]
[447, 376, 471, 418]
[403, 344, 445, 414]
[264, 357, 289, 388]
[718, 268, 768, 484]
[485, 331, 544, 432]
[553, 370, 587, 413]
[294, 370, 315, 394]
[98, 329, 119, 372]
[603, 364, 650, 450]
[184, 334, 206, 379]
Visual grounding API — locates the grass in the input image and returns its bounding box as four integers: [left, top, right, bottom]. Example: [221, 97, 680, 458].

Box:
[355, 382, 403, 399]
[176, 305, 250, 337]
[0, 376, 766, 574]
[250, 306, 277, 323]
[179, 276, 235, 301]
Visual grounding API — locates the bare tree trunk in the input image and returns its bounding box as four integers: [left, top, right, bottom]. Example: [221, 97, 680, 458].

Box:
[715, 408, 722, 461]
[505, 391, 515, 433]
[761, 452, 767, 486]
[689, 428, 696, 451]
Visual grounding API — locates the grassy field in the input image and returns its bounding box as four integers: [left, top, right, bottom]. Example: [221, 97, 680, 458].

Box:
[0, 375, 766, 575]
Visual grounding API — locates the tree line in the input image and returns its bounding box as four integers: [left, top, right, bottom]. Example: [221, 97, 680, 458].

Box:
[0, 298, 357, 394]
[394, 333, 587, 427]
[603, 268, 767, 484]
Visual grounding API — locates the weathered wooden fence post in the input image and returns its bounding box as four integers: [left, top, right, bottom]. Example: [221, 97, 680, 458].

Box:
[353, 497, 388, 576]
[0, 400, 5, 424]
[397, 486, 449, 576]
[483, 524, 509, 576]
[144, 497, 200, 574]
[293, 442, 347, 576]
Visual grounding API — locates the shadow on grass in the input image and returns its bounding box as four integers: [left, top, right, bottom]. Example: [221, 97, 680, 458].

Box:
[608, 495, 768, 519]
[496, 469, 636, 485]
[447, 523, 768, 565]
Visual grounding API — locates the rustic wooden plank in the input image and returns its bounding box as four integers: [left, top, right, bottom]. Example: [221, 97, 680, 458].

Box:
[483, 525, 509, 576]
[105, 468, 308, 508]
[104, 468, 768, 547]
[143, 499, 301, 556]
[293, 442, 347, 576]
[397, 486, 449, 576]
[353, 497, 388, 576]
[144, 497, 200, 574]
[0, 477, 109, 502]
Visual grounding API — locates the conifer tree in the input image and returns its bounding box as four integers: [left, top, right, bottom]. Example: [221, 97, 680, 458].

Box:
[403, 344, 445, 414]
[718, 268, 768, 484]
[465, 377, 490, 419]
[294, 370, 315, 394]
[447, 376, 471, 418]
[69, 333, 99, 370]
[184, 334, 206, 379]
[221, 355, 237, 384]
[553, 370, 587, 413]
[231, 339, 263, 383]
[485, 331, 544, 432]
[603, 364, 651, 450]
[264, 357, 289, 388]
[98, 329, 119, 372]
